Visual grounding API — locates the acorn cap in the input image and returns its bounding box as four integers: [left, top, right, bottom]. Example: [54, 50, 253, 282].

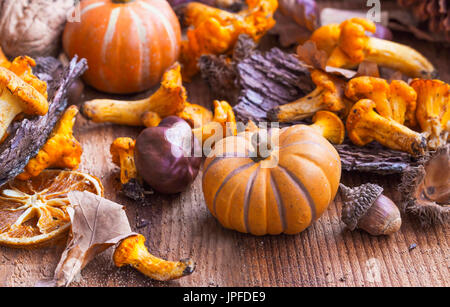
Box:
[339, 183, 384, 230]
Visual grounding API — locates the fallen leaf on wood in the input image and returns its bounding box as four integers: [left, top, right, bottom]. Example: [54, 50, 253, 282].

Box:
[36, 191, 137, 287]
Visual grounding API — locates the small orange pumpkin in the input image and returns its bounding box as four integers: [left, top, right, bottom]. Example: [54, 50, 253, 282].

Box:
[63, 0, 181, 94]
[202, 125, 341, 235]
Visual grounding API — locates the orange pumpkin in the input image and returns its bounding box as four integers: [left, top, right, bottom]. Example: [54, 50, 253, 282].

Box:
[202, 125, 341, 235]
[63, 0, 181, 94]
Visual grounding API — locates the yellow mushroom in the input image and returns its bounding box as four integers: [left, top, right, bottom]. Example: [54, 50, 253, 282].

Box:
[18, 105, 82, 180]
[82, 63, 187, 126]
[113, 234, 195, 281]
[268, 69, 351, 122]
[345, 76, 418, 126]
[192, 100, 237, 145]
[82, 63, 212, 129]
[110, 137, 137, 186]
[309, 111, 345, 145]
[312, 18, 436, 78]
[410, 79, 450, 149]
[0, 66, 48, 142]
[180, 0, 278, 79]
[346, 99, 426, 156]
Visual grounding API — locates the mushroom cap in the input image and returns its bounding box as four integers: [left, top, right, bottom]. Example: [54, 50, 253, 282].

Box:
[310, 23, 341, 55]
[338, 18, 376, 63]
[312, 110, 345, 144]
[339, 183, 384, 230]
[345, 76, 390, 102]
[345, 99, 377, 145]
[0, 66, 48, 116]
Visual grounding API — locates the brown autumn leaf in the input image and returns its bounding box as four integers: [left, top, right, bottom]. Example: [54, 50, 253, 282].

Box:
[36, 191, 137, 287]
[296, 40, 328, 70]
[296, 40, 358, 79]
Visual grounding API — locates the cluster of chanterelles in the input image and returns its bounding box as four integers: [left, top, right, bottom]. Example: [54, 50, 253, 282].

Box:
[270, 18, 448, 156]
[0, 47, 84, 179]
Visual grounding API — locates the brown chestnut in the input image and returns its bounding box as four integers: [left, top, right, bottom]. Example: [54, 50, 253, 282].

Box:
[135, 116, 202, 194]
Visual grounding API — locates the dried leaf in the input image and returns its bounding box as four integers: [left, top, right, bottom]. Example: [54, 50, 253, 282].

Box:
[296, 40, 358, 79]
[37, 191, 137, 287]
[296, 40, 328, 70]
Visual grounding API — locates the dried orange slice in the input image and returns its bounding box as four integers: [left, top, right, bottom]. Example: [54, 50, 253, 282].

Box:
[0, 170, 103, 247]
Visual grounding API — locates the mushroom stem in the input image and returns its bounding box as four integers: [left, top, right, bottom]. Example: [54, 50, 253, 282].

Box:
[365, 37, 436, 79]
[267, 70, 348, 123]
[0, 91, 22, 140]
[113, 234, 195, 281]
[269, 87, 325, 122]
[83, 98, 150, 126]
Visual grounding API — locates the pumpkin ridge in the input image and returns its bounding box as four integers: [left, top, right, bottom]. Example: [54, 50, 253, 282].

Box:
[223, 183, 243, 229]
[287, 153, 333, 215]
[269, 171, 287, 233]
[279, 140, 340, 164]
[127, 6, 150, 84]
[203, 155, 250, 177]
[100, 6, 121, 88]
[138, 1, 177, 63]
[212, 162, 255, 215]
[277, 165, 317, 223]
[243, 166, 260, 233]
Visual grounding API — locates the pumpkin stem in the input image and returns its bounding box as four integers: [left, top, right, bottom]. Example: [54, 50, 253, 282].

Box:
[251, 130, 273, 162]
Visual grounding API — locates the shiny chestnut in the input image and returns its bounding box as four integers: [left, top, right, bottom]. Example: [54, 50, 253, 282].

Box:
[135, 116, 202, 194]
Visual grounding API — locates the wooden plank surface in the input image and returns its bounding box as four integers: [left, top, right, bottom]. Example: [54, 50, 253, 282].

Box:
[0, 28, 449, 288]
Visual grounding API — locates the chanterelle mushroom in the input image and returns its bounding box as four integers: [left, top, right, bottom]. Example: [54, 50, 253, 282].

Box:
[0, 66, 48, 142]
[82, 63, 211, 128]
[7, 56, 48, 99]
[317, 18, 436, 78]
[180, 0, 278, 79]
[192, 100, 237, 146]
[346, 99, 426, 156]
[17, 105, 82, 180]
[309, 110, 345, 145]
[83, 63, 186, 126]
[345, 76, 417, 126]
[410, 79, 450, 150]
[267, 69, 350, 122]
[110, 137, 137, 186]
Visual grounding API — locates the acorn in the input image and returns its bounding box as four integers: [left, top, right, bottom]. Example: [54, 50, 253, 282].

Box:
[339, 183, 402, 236]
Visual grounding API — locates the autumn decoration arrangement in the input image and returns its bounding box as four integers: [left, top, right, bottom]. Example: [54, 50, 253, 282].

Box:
[0, 0, 448, 287]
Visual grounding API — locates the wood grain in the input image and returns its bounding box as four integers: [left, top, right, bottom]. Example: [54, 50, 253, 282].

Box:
[0, 29, 449, 287]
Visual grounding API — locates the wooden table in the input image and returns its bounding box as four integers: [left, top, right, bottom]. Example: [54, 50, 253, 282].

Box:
[0, 30, 449, 287]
